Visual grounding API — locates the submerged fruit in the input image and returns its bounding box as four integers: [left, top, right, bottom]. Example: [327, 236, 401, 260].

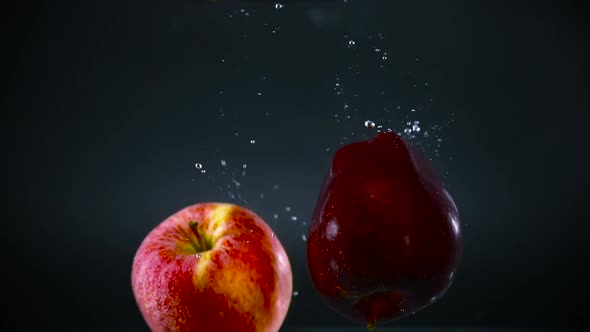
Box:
[306, 132, 462, 329]
[132, 203, 293, 332]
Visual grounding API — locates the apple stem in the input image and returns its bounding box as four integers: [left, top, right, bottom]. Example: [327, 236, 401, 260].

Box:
[188, 221, 210, 252]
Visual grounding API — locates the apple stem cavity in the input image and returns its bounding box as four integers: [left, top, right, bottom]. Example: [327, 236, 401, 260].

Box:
[187, 221, 212, 253]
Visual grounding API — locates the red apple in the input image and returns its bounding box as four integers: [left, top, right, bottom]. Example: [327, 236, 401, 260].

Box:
[132, 202, 293, 332]
[306, 132, 462, 329]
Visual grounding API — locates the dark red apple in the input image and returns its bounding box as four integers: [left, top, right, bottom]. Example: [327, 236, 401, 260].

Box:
[306, 132, 462, 329]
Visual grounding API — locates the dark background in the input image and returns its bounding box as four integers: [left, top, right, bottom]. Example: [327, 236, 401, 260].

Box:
[5, 0, 588, 330]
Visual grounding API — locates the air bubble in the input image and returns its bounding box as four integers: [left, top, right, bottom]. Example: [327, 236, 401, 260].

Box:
[220, 160, 227, 167]
[194, 163, 203, 169]
[302, 235, 307, 241]
[348, 40, 355, 46]
[250, 139, 256, 144]
[275, 3, 284, 9]
[364, 120, 376, 128]
[290, 216, 297, 221]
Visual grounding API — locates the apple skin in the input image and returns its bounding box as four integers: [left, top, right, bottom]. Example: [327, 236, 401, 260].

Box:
[306, 132, 462, 329]
[132, 203, 293, 332]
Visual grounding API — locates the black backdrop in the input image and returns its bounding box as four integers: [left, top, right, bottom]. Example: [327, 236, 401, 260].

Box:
[5, 0, 589, 330]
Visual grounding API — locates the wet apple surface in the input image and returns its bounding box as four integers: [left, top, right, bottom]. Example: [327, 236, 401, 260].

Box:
[132, 203, 293, 332]
[306, 132, 462, 329]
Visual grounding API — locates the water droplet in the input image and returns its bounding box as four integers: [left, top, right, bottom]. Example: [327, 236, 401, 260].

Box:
[364, 120, 376, 128]
[411, 108, 416, 112]
[194, 163, 203, 169]
[242, 164, 247, 169]
[302, 234, 307, 241]
[257, 92, 262, 96]
[275, 3, 284, 9]
[375, 48, 381, 52]
[273, 214, 278, 219]
[250, 139, 256, 144]
[412, 124, 421, 132]
[201, 169, 207, 173]
[404, 128, 412, 134]
[293, 291, 299, 296]
[404, 236, 410, 245]
[290, 216, 297, 221]
[220, 160, 227, 167]
[348, 40, 355, 46]
[285, 206, 291, 212]
[382, 56, 388, 60]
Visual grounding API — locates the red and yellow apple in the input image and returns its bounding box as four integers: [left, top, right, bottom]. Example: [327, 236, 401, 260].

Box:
[306, 132, 462, 329]
[132, 203, 293, 332]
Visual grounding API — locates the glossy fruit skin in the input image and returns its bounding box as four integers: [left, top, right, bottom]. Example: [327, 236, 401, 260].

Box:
[132, 203, 293, 332]
[306, 132, 462, 328]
